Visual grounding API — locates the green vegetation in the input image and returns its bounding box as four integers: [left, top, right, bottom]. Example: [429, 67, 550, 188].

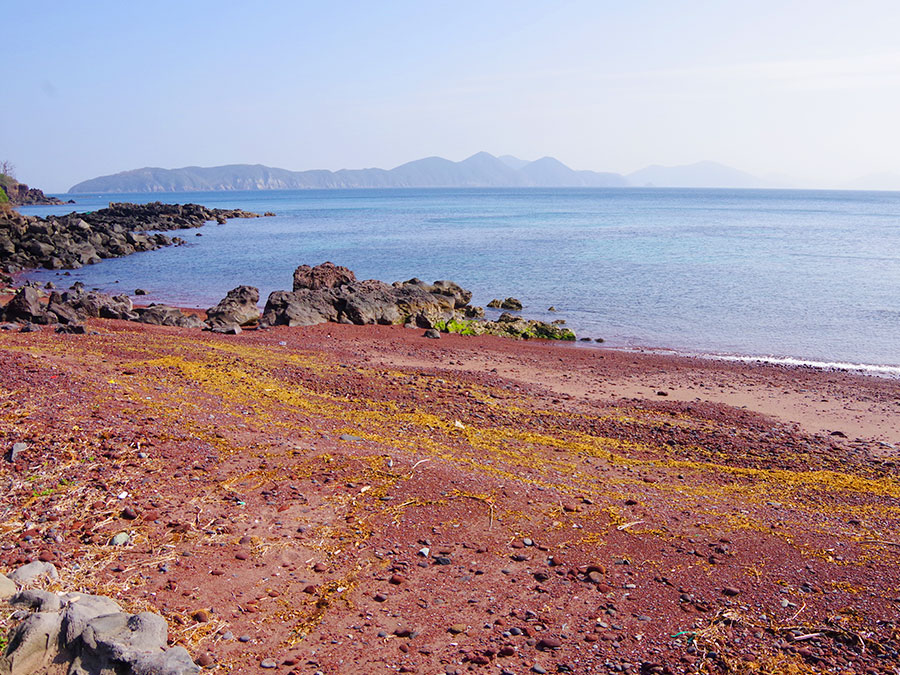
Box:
[0, 185, 7, 204]
[434, 317, 480, 335]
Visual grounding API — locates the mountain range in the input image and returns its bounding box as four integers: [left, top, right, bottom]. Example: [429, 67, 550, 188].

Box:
[68, 153, 775, 193]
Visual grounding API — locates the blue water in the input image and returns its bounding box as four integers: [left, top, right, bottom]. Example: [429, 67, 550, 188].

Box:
[18, 188, 900, 369]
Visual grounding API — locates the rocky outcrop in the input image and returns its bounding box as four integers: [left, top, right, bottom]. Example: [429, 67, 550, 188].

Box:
[262, 266, 457, 329]
[205, 285, 260, 329]
[0, 202, 264, 273]
[0, 563, 198, 675]
[260, 263, 575, 340]
[0, 177, 70, 206]
[292, 261, 355, 291]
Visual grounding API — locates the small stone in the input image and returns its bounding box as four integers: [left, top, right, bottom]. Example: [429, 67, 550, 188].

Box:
[260, 658, 277, 668]
[532, 665, 548, 674]
[121, 507, 138, 520]
[192, 609, 212, 623]
[448, 623, 467, 634]
[723, 586, 741, 597]
[417, 547, 430, 557]
[523, 538, 534, 547]
[433, 556, 451, 565]
[235, 551, 249, 560]
[374, 593, 388, 602]
[8, 442, 27, 462]
[536, 637, 562, 651]
[339, 434, 363, 442]
[197, 653, 214, 667]
[389, 574, 406, 585]
[238, 635, 252, 643]
[135, 288, 148, 295]
[109, 532, 131, 546]
[423, 329, 441, 339]
[313, 562, 327, 572]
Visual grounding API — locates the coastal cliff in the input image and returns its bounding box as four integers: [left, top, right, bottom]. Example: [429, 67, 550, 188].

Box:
[0, 174, 71, 206]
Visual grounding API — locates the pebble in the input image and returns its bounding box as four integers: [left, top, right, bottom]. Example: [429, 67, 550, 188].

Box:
[389, 574, 406, 585]
[723, 586, 741, 596]
[8, 442, 27, 462]
[109, 532, 131, 546]
[260, 658, 277, 668]
[238, 635, 252, 643]
[448, 623, 467, 634]
[433, 556, 451, 565]
[196, 653, 214, 667]
[191, 609, 212, 623]
[235, 551, 248, 561]
[536, 637, 562, 651]
[532, 665, 548, 674]
[339, 434, 364, 442]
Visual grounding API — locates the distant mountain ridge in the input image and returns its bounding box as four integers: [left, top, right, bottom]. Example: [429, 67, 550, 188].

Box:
[69, 154, 774, 193]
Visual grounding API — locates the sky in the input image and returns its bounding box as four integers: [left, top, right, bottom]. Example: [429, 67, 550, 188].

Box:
[5, 0, 900, 191]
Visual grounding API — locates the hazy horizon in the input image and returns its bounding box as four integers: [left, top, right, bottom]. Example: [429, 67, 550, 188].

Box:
[5, 1, 900, 192]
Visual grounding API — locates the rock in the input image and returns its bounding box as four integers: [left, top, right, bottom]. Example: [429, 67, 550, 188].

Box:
[205, 285, 260, 328]
[536, 637, 562, 651]
[8, 561, 60, 586]
[131, 646, 200, 674]
[260, 658, 278, 668]
[423, 328, 441, 339]
[488, 297, 522, 311]
[340, 434, 364, 442]
[396, 278, 473, 308]
[3, 286, 52, 324]
[136, 305, 205, 328]
[10, 589, 62, 612]
[209, 323, 242, 335]
[60, 593, 123, 643]
[8, 441, 26, 462]
[79, 612, 168, 662]
[134, 288, 148, 295]
[109, 532, 131, 546]
[0, 573, 16, 599]
[292, 261, 356, 291]
[723, 586, 741, 597]
[260, 288, 341, 327]
[448, 623, 467, 634]
[0, 611, 65, 675]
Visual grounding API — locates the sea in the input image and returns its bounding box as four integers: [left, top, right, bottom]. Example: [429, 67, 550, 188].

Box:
[18, 187, 900, 374]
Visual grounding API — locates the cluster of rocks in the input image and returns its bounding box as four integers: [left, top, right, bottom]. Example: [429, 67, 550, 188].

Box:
[0, 202, 263, 272]
[0, 562, 198, 675]
[257, 263, 575, 340]
[0, 262, 576, 340]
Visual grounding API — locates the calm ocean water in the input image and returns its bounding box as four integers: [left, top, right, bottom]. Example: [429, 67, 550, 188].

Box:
[19, 188, 900, 371]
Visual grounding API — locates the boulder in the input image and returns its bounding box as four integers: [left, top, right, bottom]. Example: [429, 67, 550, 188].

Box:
[3, 286, 52, 324]
[136, 305, 204, 329]
[60, 593, 123, 644]
[293, 262, 356, 291]
[260, 289, 340, 327]
[0, 573, 16, 600]
[205, 285, 260, 328]
[338, 280, 455, 326]
[487, 297, 523, 311]
[79, 612, 168, 663]
[396, 278, 473, 308]
[7, 561, 59, 586]
[0, 611, 65, 675]
[10, 589, 62, 612]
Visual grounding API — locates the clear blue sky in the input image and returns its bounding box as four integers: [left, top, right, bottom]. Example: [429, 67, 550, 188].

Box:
[5, 0, 900, 191]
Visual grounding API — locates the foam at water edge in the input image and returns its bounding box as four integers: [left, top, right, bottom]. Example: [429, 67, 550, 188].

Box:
[700, 353, 900, 378]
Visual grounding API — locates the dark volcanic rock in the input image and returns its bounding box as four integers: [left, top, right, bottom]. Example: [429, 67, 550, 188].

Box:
[206, 286, 261, 328]
[136, 305, 205, 329]
[292, 261, 356, 291]
[261, 289, 342, 327]
[0, 201, 262, 273]
[3, 286, 53, 324]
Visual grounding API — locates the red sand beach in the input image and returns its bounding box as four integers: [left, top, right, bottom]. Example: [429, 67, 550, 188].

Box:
[1, 320, 899, 674]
